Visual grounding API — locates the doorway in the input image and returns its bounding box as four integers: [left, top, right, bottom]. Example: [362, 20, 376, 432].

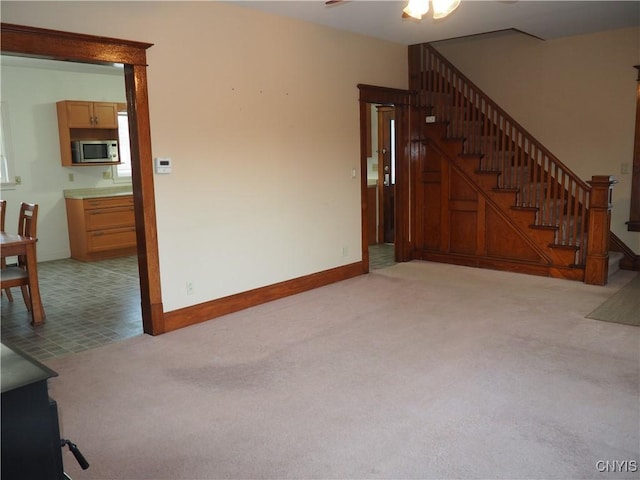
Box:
[357, 84, 412, 272]
[366, 104, 397, 270]
[0, 56, 145, 360]
[1, 23, 164, 338]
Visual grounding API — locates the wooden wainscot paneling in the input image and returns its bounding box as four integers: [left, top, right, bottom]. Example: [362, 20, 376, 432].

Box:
[413, 141, 443, 252]
[448, 168, 479, 255]
[485, 208, 543, 262]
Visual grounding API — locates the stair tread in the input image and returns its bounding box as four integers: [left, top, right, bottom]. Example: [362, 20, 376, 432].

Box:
[549, 243, 580, 251]
[493, 187, 519, 193]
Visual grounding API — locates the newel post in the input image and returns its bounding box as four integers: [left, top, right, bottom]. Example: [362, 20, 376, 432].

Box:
[584, 175, 618, 285]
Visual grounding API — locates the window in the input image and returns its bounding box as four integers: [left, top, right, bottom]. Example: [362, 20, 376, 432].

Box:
[112, 111, 132, 183]
[0, 101, 15, 187]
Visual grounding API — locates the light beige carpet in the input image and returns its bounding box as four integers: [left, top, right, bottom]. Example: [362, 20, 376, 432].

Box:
[587, 274, 640, 326]
[46, 261, 639, 480]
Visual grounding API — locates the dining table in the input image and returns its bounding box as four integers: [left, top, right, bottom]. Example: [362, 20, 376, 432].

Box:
[0, 232, 46, 325]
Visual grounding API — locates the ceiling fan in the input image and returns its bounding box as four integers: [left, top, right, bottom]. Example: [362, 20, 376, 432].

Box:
[325, 0, 462, 20]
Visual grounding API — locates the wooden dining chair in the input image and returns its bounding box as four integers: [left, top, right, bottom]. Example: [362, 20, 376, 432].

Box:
[1, 202, 39, 310]
[0, 200, 5, 231]
[0, 200, 14, 301]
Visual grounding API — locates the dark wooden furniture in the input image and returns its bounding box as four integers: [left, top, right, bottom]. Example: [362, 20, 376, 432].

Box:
[1, 343, 64, 479]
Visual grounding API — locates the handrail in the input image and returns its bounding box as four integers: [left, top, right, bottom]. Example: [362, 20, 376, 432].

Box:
[411, 43, 592, 265]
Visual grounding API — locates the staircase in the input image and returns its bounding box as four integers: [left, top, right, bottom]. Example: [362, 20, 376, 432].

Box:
[408, 43, 616, 285]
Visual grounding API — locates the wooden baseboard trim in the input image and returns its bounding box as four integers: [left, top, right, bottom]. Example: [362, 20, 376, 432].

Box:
[163, 262, 365, 333]
[415, 250, 548, 275]
[413, 250, 586, 281]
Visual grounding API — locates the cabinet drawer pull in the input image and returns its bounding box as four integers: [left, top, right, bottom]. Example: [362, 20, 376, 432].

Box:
[87, 207, 133, 215]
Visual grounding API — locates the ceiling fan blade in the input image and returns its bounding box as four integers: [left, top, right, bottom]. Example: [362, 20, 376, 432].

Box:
[325, 0, 344, 5]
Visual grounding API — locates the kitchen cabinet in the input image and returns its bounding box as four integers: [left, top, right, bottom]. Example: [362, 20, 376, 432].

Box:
[65, 195, 137, 261]
[59, 101, 118, 128]
[56, 100, 120, 166]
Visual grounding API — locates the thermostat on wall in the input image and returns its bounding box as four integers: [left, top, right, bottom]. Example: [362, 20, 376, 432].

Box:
[154, 157, 172, 174]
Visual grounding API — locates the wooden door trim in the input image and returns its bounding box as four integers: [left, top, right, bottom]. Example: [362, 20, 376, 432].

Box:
[628, 65, 640, 231]
[1, 23, 165, 334]
[358, 84, 413, 270]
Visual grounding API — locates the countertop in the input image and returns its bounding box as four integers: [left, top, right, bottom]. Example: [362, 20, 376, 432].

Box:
[63, 186, 133, 199]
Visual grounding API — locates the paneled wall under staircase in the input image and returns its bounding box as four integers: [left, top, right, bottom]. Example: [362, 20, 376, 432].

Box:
[408, 43, 616, 285]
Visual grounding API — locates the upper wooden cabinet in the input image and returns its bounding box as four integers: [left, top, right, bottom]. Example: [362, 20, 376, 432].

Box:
[59, 101, 118, 128]
[56, 100, 120, 166]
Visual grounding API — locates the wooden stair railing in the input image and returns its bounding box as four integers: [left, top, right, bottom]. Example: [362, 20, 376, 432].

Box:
[409, 43, 616, 284]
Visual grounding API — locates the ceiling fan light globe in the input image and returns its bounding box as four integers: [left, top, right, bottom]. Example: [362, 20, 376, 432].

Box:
[432, 0, 461, 19]
[403, 0, 429, 20]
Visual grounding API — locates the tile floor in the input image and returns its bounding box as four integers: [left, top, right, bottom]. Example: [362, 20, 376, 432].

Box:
[369, 243, 396, 270]
[2, 247, 396, 362]
[1, 255, 142, 361]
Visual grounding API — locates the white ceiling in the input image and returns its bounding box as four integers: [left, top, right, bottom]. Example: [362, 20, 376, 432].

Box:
[2, 1, 637, 74]
[231, 0, 640, 45]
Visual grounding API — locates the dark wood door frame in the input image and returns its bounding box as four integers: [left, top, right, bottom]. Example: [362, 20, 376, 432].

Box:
[628, 65, 640, 231]
[358, 84, 413, 271]
[1, 23, 165, 334]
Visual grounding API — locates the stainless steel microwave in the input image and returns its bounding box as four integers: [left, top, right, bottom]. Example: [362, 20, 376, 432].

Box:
[71, 140, 119, 164]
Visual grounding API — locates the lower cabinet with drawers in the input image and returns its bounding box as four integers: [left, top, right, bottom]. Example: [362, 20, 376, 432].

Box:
[65, 194, 137, 261]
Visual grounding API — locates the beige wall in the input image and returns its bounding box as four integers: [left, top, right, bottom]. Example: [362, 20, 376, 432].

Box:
[1, 1, 407, 311]
[434, 27, 640, 253]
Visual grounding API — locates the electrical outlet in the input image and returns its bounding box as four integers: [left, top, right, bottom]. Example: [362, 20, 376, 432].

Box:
[342, 246, 349, 257]
[68, 173, 74, 182]
[102, 170, 113, 180]
[14, 176, 21, 185]
[186, 281, 194, 295]
[621, 163, 630, 175]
